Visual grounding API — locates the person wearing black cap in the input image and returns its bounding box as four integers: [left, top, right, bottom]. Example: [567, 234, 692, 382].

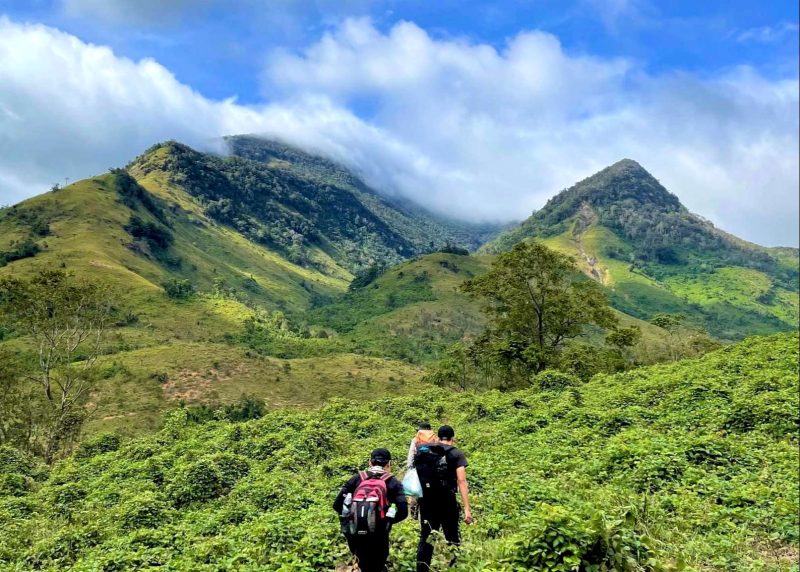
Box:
[414, 425, 471, 571]
[334, 448, 408, 572]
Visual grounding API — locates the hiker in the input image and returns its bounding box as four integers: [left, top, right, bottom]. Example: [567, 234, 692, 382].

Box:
[414, 425, 472, 571]
[334, 448, 408, 572]
[407, 422, 437, 469]
[406, 422, 437, 519]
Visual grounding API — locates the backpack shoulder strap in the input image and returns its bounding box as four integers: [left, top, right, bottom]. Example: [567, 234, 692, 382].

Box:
[379, 472, 392, 481]
[358, 470, 367, 481]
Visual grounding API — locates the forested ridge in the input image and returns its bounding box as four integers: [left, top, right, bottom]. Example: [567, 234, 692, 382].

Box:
[128, 138, 501, 273]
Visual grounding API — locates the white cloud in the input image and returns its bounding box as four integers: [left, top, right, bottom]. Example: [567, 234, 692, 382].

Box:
[736, 22, 799, 44]
[0, 17, 797, 247]
[265, 18, 800, 246]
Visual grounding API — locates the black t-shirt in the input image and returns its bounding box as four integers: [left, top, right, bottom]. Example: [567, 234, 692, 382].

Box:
[443, 445, 468, 487]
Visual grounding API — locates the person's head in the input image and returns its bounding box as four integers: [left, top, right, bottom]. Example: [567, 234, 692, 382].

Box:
[369, 447, 392, 469]
[438, 425, 455, 444]
[418, 422, 432, 431]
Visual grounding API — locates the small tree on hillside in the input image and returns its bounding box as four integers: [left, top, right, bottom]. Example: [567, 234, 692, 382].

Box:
[0, 270, 116, 462]
[463, 241, 617, 379]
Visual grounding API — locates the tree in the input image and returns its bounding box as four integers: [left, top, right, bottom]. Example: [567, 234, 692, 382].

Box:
[650, 313, 720, 362]
[424, 341, 474, 391]
[463, 241, 617, 377]
[0, 270, 116, 462]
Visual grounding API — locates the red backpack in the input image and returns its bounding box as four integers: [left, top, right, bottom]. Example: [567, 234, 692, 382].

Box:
[347, 471, 392, 536]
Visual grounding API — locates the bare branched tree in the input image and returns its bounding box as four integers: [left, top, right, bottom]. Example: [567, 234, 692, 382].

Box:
[0, 270, 116, 462]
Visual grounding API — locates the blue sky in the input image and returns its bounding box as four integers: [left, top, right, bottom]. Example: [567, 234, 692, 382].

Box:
[0, 0, 798, 245]
[4, 0, 797, 103]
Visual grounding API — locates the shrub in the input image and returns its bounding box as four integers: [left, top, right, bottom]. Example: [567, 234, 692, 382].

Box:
[535, 369, 581, 391]
[0, 446, 35, 476]
[167, 458, 225, 506]
[119, 492, 171, 531]
[162, 278, 195, 300]
[0, 239, 41, 267]
[75, 433, 122, 459]
[499, 504, 658, 572]
[124, 215, 173, 250]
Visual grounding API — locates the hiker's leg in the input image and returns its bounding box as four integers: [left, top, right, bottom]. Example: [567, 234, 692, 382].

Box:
[355, 534, 389, 572]
[441, 495, 461, 545]
[441, 496, 462, 567]
[416, 500, 437, 572]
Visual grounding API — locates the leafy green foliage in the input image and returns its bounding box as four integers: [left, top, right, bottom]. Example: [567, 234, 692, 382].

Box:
[534, 369, 581, 391]
[0, 238, 40, 267]
[0, 333, 795, 570]
[124, 215, 173, 250]
[463, 241, 618, 377]
[162, 278, 195, 300]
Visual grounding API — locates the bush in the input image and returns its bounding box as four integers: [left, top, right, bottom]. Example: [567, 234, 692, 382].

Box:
[162, 278, 195, 300]
[75, 433, 122, 459]
[124, 215, 173, 250]
[535, 369, 581, 391]
[167, 457, 227, 506]
[0, 239, 41, 267]
[498, 503, 657, 572]
[0, 446, 35, 476]
[119, 492, 171, 531]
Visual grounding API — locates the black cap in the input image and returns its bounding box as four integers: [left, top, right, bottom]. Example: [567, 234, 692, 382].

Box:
[418, 422, 432, 430]
[370, 448, 392, 465]
[438, 425, 455, 440]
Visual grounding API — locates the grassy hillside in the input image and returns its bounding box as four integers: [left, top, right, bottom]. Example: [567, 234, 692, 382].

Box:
[308, 252, 491, 362]
[129, 138, 502, 274]
[309, 250, 678, 366]
[484, 160, 799, 339]
[0, 168, 428, 434]
[0, 333, 796, 571]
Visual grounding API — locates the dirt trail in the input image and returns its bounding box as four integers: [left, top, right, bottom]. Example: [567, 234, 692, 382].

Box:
[572, 203, 608, 284]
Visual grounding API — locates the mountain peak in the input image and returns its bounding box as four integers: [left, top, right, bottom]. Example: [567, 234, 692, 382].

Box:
[607, 157, 646, 173]
[542, 159, 682, 220]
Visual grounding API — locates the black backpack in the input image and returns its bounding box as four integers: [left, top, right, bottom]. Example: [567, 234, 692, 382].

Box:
[414, 444, 454, 493]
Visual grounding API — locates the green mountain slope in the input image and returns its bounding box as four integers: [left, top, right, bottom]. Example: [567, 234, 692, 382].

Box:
[0, 165, 425, 435]
[308, 250, 679, 365]
[129, 138, 502, 275]
[308, 252, 493, 361]
[484, 159, 799, 339]
[225, 136, 505, 254]
[1, 333, 796, 570]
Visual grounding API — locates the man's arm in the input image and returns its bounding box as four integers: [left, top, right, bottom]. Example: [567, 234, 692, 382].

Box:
[333, 474, 359, 514]
[455, 467, 473, 524]
[389, 478, 408, 523]
[406, 438, 417, 468]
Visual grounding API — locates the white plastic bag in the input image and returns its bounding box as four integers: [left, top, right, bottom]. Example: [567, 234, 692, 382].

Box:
[402, 468, 423, 498]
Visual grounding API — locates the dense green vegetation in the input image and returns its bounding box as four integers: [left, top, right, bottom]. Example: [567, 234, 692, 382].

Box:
[129, 138, 501, 273]
[484, 160, 799, 339]
[225, 136, 504, 254]
[307, 253, 492, 363]
[0, 333, 795, 571]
